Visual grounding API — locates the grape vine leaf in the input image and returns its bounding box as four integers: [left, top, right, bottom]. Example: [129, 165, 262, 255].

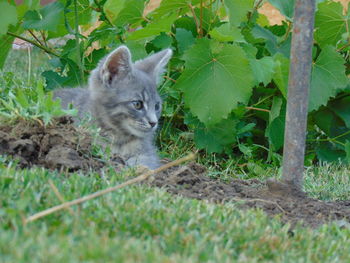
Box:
[114, 0, 144, 26]
[127, 13, 177, 40]
[22, 2, 64, 31]
[252, 25, 291, 57]
[152, 0, 190, 19]
[249, 56, 276, 86]
[209, 23, 245, 43]
[345, 141, 350, 163]
[316, 142, 345, 162]
[309, 45, 349, 112]
[104, 0, 125, 22]
[267, 96, 285, 151]
[272, 53, 289, 98]
[174, 39, 254, 126]
[151, 33, 172, 49]
[329, 97, 350, 129]
[268, 0, 295, 20]
[315, 1, 349, 48]
[194, 117, 238, 153]
[224, 0, 255, 27]
[0, 34, 14, 69]
[313, 107, 334, 136]
[175, 28, 195, 54]
[0, 1, 17, 36]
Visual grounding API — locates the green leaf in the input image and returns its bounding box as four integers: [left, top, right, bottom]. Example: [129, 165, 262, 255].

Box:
[329, 97, 350, 129]
[15, 89, 30, 109]
[267, 97, 285, 151]
[209, 23, 245, 43]
[272, 53, 289, 98]
[316, 142, 345, 162]
[194, 117, 238, 153]
[345, 141, 350, 163]
[124, 41, 148, 61]
[175, 28, 195, 54]
[224, 0, 255, 27]
[313, 107, 335, 136]
[0, 1, 17, 36]
[238, 143, 253, 157]
[49, 0, 92, 38]
[175, 39, 254, 125]
[315, 1, 349, 48]
[249, 56, 276, 86]
[252, 25, 291, 57]
[268, 0, 295, 20]
[127, 13, 177, 40]
[152, 0, 190, 20]
[270, 96, 283, 122]
[104, 0, 126, 22]
[151, 33, 172, 50]
[0, 33, 15, 69]
[114, 0, 145, 26]
[174, 16, 197, 37]
[22, 2, 64, 31]
[42, 71, 69, 90]
[193, 6, 220, 33]
[309, 45, 348, 112]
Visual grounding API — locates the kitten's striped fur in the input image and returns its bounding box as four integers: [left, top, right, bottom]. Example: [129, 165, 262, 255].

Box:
[54, 46, 172, 169]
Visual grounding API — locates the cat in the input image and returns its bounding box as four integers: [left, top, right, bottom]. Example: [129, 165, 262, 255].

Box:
[54, 46, 172, 169]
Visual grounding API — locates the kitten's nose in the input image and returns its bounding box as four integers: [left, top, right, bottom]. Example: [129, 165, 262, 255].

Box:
[149, 121, 157, 128]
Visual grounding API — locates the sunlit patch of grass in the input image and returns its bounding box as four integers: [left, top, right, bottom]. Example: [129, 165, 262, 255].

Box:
[1, 163, 350, 262]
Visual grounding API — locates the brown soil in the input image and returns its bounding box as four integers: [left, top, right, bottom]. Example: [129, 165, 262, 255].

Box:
[0, 117, 105, 171]
[147, 163, 350, 229]
[1, 119, 349, 228]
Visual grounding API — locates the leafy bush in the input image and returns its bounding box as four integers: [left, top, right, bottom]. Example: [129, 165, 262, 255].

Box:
[0, 0, 349, 163]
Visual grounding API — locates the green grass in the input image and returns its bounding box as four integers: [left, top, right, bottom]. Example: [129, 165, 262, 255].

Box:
[1, 163, 350, 262]
[1, 48, 350, 262]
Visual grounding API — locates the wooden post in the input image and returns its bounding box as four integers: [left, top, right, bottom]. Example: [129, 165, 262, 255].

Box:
[267, 0, 316, 196]
[282, 0, 316, 190]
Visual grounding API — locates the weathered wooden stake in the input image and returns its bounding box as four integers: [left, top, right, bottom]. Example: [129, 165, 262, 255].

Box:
[282, 0, 316, 190]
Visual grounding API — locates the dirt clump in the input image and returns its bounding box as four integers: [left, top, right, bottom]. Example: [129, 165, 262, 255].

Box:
[1, 118, 349, 228]
[147, 163, 350, 228]
[0, 117, 104, 171]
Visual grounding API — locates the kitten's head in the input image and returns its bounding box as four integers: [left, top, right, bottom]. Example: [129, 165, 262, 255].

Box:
[89, 46, 172, 138]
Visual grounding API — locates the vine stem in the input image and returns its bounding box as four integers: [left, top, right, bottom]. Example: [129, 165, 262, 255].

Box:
[27, 30, 44, 47]
[93, 0, 114, 27]
[189, 4, 201, 37]
[7, 31, 60, 58]
[245, 106, 270, 113]
[248, 0, 264, 23]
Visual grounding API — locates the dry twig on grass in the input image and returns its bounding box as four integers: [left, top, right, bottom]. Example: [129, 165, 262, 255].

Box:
[25, 153, 196, 223]
[48, 180, 75, 216]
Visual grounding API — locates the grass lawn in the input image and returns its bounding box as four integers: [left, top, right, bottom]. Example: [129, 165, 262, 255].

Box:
[1, 49, 350, 262]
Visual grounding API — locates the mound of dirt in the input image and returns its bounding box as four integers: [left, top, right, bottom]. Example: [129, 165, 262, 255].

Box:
[147, 163, 350, 228]
[1, 118, 349, 228]
[0, 117, 105, 171]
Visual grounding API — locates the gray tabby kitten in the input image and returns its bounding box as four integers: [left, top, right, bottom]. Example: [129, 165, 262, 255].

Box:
[54, 46, 172, 169]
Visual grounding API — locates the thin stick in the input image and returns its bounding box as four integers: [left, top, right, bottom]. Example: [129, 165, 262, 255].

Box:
[48, 180, 75, 216]
[245, 106, 270, 113]
[25, 153, 196, 223]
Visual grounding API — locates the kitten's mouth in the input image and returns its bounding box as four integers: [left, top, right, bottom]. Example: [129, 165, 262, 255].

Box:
[124, 122, 154, 137]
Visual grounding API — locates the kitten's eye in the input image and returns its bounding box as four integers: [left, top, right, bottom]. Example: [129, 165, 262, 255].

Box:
[155, 102, 160, 111]
[132, 100, 143, 110]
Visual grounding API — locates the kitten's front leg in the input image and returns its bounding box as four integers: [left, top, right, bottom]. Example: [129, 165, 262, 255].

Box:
[126, 152, 160, 170]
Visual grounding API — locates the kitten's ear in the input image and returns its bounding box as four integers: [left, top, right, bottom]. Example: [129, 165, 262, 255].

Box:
[135, 49, 172, 84]
[100, 46, 132, 84]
